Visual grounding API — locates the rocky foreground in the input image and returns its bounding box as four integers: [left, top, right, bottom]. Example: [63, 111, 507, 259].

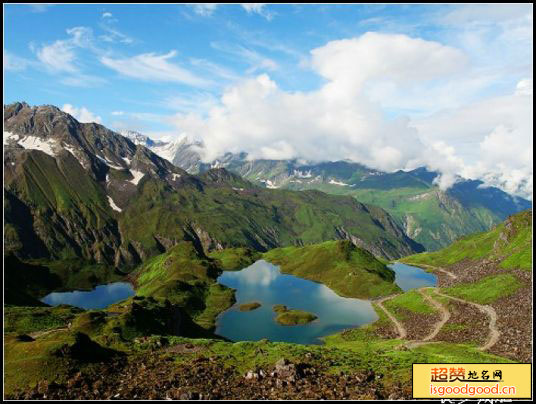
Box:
[8, 350, 410, 400]
[437, 260, 532, 363]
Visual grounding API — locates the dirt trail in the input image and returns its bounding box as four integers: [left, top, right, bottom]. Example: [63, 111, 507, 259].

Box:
[417, 288, 450, 341]
[401, 262, 458, 280]
[403, 288, 450, 349]
[435, 267, 457, 280]
[375, 295, 407, 339]
[29, 327, 68, 339]
[378, 285, 499, 351]
[433, 290, 500, 351]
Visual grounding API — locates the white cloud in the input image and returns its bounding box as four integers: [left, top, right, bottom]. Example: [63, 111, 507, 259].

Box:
[164, 92, 220, 114]
[310, 32, 467, 100]
[241, 4, 273, 20]
[516, 78, 533, 95]
[62, 104, 102, 124]
[60, 74, 106, 87]
[189, 3, 273, 19]
[100, 50, 211, 87]
[189, 58, 240, 82]
[165, 32, 532, 198]
[241, 4, 265, 13]
[439, 4, 532, 72]
[28, 4, 51, 13]
[211, 41, 279, 73]
[168, 34, 460, 167]
[168, 70, 424, 171]
[37, 39, 77, 73]
[4, 51, 31, 71]
[99, 13, 134, 44]
[191, 4, 218, 16]
[441, 4, 531, 26]
[32, 27, 106, 88]
[415, 78, 533, 198]
[35, 26, 94, 73]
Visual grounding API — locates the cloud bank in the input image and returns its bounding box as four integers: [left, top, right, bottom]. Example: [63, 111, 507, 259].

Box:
[62, 104, 102, 124]
[166, 32, 533, 197]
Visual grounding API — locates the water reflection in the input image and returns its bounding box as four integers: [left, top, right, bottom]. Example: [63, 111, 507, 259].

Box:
[216, 260, 378, 345]
[41, 282, 135, 310]
[389, 263, 437, 291]
[223, 260, 279, 286]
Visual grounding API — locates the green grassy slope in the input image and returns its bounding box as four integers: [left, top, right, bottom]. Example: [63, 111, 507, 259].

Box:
[208, 248, 261, 271]
[231, 160, 530, 251]
[5, 103, 424, 270]
[4, 150, 121, 262]
[4, 307, 512, 397]
[400, 210, 532, 270]
[133, 241, 235, 331]
[284, 183, 501, 251]
[444, 274, 522, 304]
[263, 240, 401, 298]
[119, 176, 423, 262]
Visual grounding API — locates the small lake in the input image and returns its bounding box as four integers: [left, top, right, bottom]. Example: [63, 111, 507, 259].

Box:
[389, 262, 437, 291]
[41, 282, 135, 310]
[215, 260, 437, 345]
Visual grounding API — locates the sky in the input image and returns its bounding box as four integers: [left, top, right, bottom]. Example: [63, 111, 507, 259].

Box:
[3, 4, 533, 198]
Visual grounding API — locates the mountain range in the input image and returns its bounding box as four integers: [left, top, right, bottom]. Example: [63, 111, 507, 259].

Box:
[4, 102, 423, 269]
[122, 130, 531, 250]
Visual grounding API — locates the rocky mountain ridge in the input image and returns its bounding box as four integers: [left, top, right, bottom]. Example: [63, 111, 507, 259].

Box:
[4, 102, 423, 267]
[122, 130, 530, 250]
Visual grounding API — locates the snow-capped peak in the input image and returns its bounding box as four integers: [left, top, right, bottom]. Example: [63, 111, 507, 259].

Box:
[120, 130, 159, 147]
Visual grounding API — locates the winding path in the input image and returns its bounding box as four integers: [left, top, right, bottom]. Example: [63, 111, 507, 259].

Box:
[435, 267, 458, 280]
[29, 326, 69, 339]
[375, 294, 407, 339]
[433, 290, 500, 351]
[376, 285, 500, 351]
[400, 262, 458, 280]
[417, 288, 450, 342]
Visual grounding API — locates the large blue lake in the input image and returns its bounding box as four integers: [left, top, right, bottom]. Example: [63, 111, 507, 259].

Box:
[215, 260, 436, 345]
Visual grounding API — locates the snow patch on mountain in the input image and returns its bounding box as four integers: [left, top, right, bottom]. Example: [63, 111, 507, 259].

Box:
[96, 155, 124, 170]
[151, 141, 184, 163]
[7, 133, 58, 157]
[63, 144, 88, 168]
[129, 170, 145, 185]
[329, 179, 349, 186]
[260, 179, 279, 189]
[107, 196, 122, 212]
[293, 169, 313, 178]
[120, 130, 159, 147]
[4, 132, 19, 145]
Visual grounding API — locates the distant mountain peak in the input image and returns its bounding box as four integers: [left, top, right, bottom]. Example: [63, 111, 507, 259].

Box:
[119, 130, 161, 147]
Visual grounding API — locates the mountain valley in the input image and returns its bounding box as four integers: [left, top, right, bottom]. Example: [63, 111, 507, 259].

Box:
[122, 130, 531, 251]
[3, 103, 532, 400]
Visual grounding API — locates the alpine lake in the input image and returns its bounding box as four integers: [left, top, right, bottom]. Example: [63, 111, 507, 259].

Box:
[41, 261, 436, 344]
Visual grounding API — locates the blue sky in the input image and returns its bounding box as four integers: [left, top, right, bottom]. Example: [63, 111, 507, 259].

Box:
[3, 4, 533, 198]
